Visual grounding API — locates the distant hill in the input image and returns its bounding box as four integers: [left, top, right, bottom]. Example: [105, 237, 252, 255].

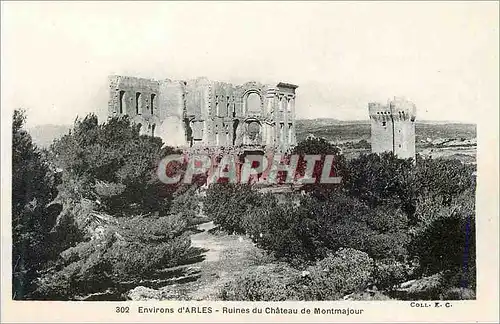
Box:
[296, 118, 369, 126]
[295, 119, 476, 144]
[28, 124, 71, 148]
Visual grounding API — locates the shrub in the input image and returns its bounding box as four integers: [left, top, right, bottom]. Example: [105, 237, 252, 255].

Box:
[244, 195, 326, 263]
[245, 248, 276, 267]
[409, 168, 476, 295]
[203, 183, 265, 234]
[118, 214, 189, 242]
[239, 193, 279, 236]
[219, 264, 304, 301]
[246, 191, 410, 263]
[415, 156, 476, 205]
[94, 180, 126, 197]
[34, 231, 115, 300]
[391, 270, 476, 301]
[344, 152, 418, 217]
[289, 137, 347, 197]
[308, 248, 374, 296]
[412, 194, 450, 227]
[168, 185, 203, 225]
[373, 258, 416, 289]
[106, 236, 192, 281]
[347, 291, 393, 300]
[440, 287, 475, 300]
[220, 249, 375, 301]
[400, 272, 445, 300]
[35, 214, 195, 300]
[445, 263, 476, 293]
[411, 193, 475, 277]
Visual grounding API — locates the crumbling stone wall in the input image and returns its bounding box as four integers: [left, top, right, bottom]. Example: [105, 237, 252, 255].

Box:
[108, 75, 298, 151]
[108, 76, 162, 137]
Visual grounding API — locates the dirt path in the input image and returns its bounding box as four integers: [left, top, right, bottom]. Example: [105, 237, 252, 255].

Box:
[162, 221, 262, 300]
[190, 221, 224, 263]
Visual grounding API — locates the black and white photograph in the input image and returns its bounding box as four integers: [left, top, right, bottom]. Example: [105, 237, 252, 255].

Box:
[1, 1, 498, 323]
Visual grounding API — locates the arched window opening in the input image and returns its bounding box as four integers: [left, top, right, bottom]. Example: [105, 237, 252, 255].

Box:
[246, 92, 261, 114]
[136, 92, 142, 114]
[232, 120, 240, 145]
[151, 124, 156, 137]
[279, 97, 286, 111]
[119, 91, 126, 114]
[215, 96, 220, 116]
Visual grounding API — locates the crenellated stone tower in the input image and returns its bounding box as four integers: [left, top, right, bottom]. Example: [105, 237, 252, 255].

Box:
[368, 97, 416, 159]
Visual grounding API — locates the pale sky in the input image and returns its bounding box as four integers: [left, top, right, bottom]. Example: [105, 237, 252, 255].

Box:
[1, 1, 498, 127]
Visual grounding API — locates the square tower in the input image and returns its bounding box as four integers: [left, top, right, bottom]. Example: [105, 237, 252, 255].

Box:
[368, 97, 416, 159]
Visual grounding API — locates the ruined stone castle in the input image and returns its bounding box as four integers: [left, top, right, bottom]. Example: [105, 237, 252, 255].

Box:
[108, 75, 298, 152]
[368, 97, 416, 159]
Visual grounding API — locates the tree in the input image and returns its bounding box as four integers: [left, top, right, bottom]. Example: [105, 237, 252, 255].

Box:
[411, 188, 476, 289]
[415, 156, 476, 205]
[31, 114, 202, 300]
[204, 183, 266, 234]
[344, 152, 418, 218]
[12, 109, 60, 299]
[50, 114, 182, 217]
[289, 137, 347, 198]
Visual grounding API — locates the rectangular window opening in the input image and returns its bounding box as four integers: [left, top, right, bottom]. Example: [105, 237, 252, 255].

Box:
[136, 92, 142, 114]
[119, 91, 126, 114]
[150, 94, 156, 114]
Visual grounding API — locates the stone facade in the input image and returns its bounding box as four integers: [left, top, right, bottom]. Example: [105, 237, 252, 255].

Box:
[108, 75, 298, 152]
[368, 97, 416, 159]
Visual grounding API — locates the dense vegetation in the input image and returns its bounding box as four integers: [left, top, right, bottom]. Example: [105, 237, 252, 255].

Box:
[204, 137, 477, 300]
[12, 110, 60, 299]
[12, 111, 202, 300]
[13, 110, 476, 301]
